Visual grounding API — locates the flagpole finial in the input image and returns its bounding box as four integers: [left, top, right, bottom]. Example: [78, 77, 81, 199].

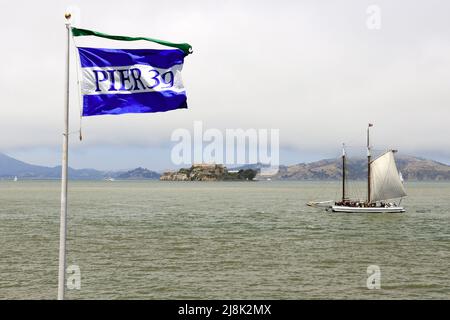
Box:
[64, 12, 72, 22]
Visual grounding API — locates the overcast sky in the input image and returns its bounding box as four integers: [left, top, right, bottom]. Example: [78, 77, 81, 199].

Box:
[0, 0, 449, 170]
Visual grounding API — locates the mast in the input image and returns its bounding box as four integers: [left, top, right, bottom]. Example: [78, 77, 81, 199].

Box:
[367, 123, 373, 204]
[342, 143, 346, 202]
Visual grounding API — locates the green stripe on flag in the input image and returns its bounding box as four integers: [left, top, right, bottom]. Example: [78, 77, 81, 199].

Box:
[71, 27, 192, 56]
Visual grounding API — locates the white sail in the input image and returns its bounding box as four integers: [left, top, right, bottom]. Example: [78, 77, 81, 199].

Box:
[370, 151, 407, 202]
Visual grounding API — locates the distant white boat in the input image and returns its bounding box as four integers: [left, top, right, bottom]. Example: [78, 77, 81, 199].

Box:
[13, 176, 18, 182]
[307, 200, 333, 208]
[104, 177, 115, 181]
[309, 124, 407, 213]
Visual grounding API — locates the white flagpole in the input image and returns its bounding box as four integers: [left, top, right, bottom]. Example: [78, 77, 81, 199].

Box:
[58, 13, 71, 300]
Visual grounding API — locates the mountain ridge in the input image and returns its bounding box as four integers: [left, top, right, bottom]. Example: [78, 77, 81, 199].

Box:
[0, 152, 449, 181]
[0, 152, 159, 180]
[261, 154, 450, 181]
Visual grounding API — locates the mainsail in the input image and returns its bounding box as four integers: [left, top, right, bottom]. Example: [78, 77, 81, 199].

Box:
[370, 151, 407, 202]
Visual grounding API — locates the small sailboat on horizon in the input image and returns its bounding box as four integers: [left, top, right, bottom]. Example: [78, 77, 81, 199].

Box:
[308, 123, 407, 213]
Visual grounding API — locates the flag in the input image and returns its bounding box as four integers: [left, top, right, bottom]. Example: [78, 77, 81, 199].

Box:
[72, 27, 192, 116]
[368, 123, 373, 127]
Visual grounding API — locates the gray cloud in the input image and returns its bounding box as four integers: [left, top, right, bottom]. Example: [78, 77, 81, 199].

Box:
[1, 0, 449, 168]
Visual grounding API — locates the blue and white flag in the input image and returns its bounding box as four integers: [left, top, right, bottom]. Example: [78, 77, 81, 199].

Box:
[73, 28, 192, 116]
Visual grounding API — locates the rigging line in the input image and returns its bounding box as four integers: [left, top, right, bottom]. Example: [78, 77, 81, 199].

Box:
[344, 145, 385, 149]
[341, 145, 367, 148]
[356, 180, 364, 201]
[333, 183, 338, 203]
[341, 146, 387, 156]
[348, 179, 361, 201]
[348, 179, 354, 199]
[356, 179, 362, 200]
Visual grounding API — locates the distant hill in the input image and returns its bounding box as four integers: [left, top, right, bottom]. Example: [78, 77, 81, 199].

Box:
[395, 155, 450, 180]
[1, 152, 449, 181]
[0, 152, 104, 180]
[0, 152, 159, 180]
[260, 155, 450, 181]
[116, 167, 160, 180]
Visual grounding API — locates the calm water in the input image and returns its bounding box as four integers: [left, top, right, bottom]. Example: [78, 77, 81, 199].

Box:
[0, 180, 449, 299]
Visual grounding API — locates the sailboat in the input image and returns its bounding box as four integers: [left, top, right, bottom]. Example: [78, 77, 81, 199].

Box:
[13, 176, 18, 182]
[309, 124, 407, 213]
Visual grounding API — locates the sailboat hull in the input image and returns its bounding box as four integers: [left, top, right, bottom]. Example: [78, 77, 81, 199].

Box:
[330, 205, 405, 213]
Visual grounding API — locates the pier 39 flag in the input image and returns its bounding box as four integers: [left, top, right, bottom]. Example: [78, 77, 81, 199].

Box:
[72, 27, 192, 116]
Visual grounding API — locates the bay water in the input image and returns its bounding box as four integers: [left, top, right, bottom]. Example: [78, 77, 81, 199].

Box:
[0, 180, 448, 299]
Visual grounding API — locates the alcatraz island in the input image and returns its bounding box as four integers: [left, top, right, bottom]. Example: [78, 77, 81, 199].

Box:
[160, 164, 257, 181]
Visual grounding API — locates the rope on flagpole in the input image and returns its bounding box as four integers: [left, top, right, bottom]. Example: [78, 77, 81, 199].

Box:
[71, 31, 84, 141]
[79, 117, 83, 141]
